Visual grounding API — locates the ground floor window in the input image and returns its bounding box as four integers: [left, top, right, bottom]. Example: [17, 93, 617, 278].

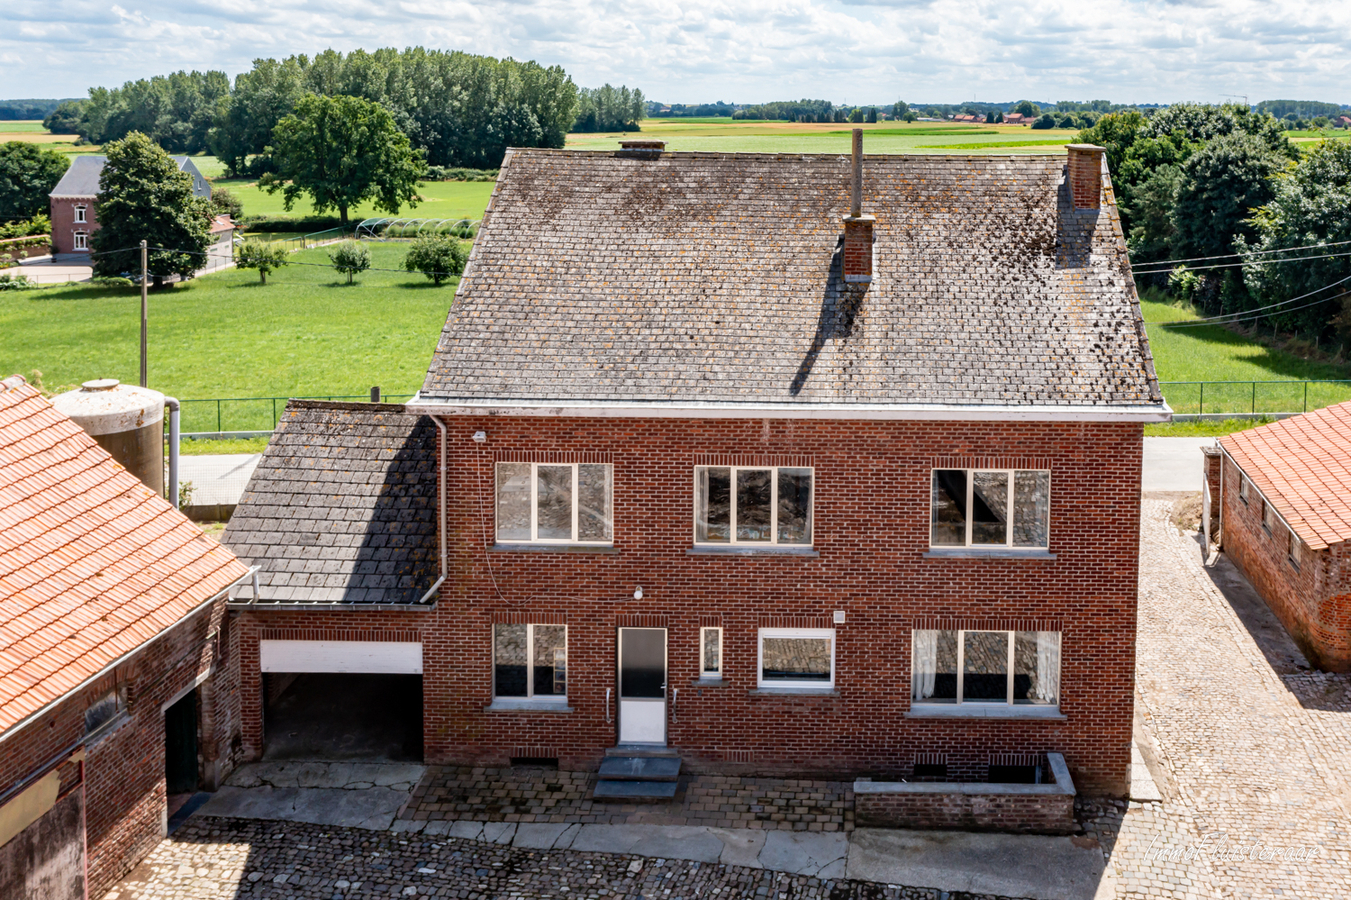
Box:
[701, 627, 722, 678]
[912, 630, 1059, 706]
[73, 231, 88, 250]
[494, 624, 567, 699]
[758, 628, 834, 689]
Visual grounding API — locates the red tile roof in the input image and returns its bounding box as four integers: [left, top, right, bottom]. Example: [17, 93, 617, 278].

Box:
[0, 376, 249, 737]
[1219, 400, 1351, 550]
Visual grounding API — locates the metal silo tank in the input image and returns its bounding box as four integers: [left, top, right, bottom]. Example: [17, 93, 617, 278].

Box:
[52, 379, 165, 496]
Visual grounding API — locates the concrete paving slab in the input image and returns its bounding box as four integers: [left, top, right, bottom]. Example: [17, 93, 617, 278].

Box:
[447, 821, 484, 841]
[179, 453, 261, 506]
[845, 828, 1105, 900]
[709, 827, 767, 868]
[1129, 742, 1162, 802]
[570, 824, 725, 863]
[1142, 437, 1215, 493]
[759, 830, 849, 879]
[514, 822, 579, 850]
[482, 822, 518, 845]
[196, 785, 409, 831]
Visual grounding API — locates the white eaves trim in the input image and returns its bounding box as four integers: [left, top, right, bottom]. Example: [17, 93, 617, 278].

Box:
[406, 394, 1173, 423]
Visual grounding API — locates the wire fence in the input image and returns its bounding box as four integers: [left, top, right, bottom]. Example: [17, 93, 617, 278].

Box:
[1159, 380, 1351, 416]
[257, 227, 353, 253]
[179, 391, 417, 434]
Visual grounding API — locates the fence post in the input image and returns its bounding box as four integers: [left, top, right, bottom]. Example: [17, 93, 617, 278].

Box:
[272, 397, 278, 427]
[1305, 382, 1309, 414]
[1252, 382, 1256, 415]
[1199, 382, 1204, 417]
[217, 400, 222, 434]
[370, 386, 381, 403]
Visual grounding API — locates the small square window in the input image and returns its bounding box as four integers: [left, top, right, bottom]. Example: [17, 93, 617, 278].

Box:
[1238, 476, 1251, 504]
[701, 627, 722, 678]
[493, 624, 567, 699]
[1289, 529, 1306, 570]
[758, 628, 833, 689]
[1262, 500, 1277, 533]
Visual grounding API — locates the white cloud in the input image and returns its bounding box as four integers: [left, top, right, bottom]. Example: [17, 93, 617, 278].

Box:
[4, 0, 1349, 104]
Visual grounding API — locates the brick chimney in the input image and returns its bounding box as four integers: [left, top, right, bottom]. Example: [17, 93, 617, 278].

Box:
[1066, 144, 1106, 210]
[617, 139, 666, 158]
[842, 128, 875, 284]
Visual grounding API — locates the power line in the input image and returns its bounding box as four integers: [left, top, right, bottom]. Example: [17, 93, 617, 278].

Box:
[1129, 238, 1351, 269]
[1151, 272, 1351, 328]
[1133, 248, 1351, 276]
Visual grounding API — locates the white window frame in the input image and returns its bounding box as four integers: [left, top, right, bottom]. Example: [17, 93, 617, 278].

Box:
[494, 461, 612, 545]
[74, 205, 87, 223]
[911, 629, 1060, 707]
[492, 623, 567, 701]
[929, 468, 1050, 549]
[700, 627, 723, 678]
[756, 627, 835, 690]
[73, 231, 88, 251]
[693, 465, 814, 546]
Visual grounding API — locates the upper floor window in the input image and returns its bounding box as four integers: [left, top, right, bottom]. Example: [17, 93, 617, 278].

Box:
[694, 466, 813, 545]
[74, 205, 87, 223]
[1238, 476, 1251, 504]
[1288, 528, 1305, 570]
[495, 462, 612, 544]
[930, 469, 1049, 549]
[912, 629, 1060, 706]
[1261, 499, 1276, 533]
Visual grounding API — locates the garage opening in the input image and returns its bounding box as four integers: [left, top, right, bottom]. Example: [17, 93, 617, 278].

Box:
[258, 639, 425, 763]
[263, 673, 423, 761]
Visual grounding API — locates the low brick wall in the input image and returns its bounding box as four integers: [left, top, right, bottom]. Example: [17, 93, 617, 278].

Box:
[853, 752, 1076, 834]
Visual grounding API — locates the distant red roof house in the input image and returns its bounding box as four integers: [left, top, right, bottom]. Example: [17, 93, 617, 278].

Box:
[0, 375, 249, 898]
[1003, 113, 1033, 126]
[952, 113, 982, 123]
[1211, 401, 1351, 669]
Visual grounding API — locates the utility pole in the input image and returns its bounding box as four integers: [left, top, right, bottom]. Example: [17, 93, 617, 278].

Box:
[140, 239, 148, 387]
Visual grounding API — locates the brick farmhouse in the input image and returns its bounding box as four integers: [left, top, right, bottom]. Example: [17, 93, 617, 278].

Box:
[1209, 401, 1351, 670]
[223, 136, 1167, 826]
[48, 154, 211, 255]
[0, 376, 250, 899]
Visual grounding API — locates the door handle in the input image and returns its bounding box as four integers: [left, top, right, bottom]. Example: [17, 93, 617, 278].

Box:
[671, 688, 678, 725]
[605, 688, 611, 723]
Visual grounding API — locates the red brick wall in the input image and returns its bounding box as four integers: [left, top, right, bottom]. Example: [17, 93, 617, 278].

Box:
[49, 197, 96, 255]
[231, 417, 1142, 796]
[854, 787, 1075, 834]
[0, 599, 232, 898]
[842, 219, 873, 281]
[1221, 456, 1351, 670]
[1067, 149, 1103, 209]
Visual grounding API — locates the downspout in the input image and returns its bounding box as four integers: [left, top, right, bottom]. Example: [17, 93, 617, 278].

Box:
[164, 396, 181, 509]
[419, 415, 449, 604]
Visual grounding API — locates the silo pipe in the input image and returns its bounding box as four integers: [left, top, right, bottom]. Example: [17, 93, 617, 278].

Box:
[165, 396, 181, 509]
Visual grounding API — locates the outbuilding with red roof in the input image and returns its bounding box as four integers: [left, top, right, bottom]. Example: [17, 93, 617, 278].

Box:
[0, 375, 251, 900]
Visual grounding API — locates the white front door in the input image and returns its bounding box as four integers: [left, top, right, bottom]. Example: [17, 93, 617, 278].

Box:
[618, 628, 666, 744]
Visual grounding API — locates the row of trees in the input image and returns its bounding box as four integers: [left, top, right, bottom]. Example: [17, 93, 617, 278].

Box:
[47, 49, 582, 174]
[1078, 104, 1351, 338]
[572, 85, 646, 132]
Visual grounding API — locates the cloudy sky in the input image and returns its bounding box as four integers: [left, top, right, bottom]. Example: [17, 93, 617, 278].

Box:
[6, 0, 1350, 105]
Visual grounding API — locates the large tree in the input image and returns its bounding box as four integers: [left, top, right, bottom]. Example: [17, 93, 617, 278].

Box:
[1169, 132, 1285, 262]
[91, 132, 213, 283]
[263, 93, 423, 224]
[0, 142, 69, 219]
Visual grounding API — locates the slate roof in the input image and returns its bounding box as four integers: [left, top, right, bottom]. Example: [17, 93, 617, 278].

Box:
[420, 149, 1162, 409]
[0, 376, 249, 737]
[223, 401, 439, 606]
[1219, 401, 1351, 550]
[50, 154, 211, 199]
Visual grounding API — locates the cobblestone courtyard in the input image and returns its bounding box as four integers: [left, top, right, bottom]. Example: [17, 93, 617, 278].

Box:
[104, 498, 1351, 899]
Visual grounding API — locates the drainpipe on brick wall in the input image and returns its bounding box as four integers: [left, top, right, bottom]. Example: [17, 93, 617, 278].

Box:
[419, 416, 449, 604]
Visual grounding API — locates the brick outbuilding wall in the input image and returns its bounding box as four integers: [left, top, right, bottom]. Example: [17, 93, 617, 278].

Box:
[1, 600, 234, 898]
[232, 416, 1143, 796]
[1220, 455, 1351, 670]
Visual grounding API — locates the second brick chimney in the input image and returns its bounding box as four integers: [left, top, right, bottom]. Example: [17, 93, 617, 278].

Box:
[843, 128, 874, 284]
[1066, 144, 1107, 210]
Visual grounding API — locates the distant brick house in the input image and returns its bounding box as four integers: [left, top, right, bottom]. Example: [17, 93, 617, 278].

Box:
[1211, 402, 1351, 670]
[1003, 113, 1033, 126]
[224, 137, 1166, 825]
[48, 155, 211, 255]
[0, 376, 250, 900]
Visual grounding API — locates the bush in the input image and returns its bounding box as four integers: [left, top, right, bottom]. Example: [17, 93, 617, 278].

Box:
[90, 276, 135, 288]
[1031, 114, 1057, 130]
[0, 274, 34, 290]
[211, 185, 243, 220]
[239, 214, 343, 232]
[1168, 266, 1201, 303]
[328, 241, 371, 284]
[403, 235, 468, 285]
[424, 166, 499, 182]
[235, 239, 289, 284]
[0, 214, 51, 239]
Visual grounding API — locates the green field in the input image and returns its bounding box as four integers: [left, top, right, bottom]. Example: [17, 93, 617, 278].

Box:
[219, 178, 494, 223]
[1141, 297, 1351, 415]
[0, 120, 50, 133]
[1, 242, 453, 432]
[566, 120, 1079, 155]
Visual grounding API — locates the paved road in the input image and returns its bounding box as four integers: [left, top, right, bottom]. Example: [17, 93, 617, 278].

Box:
[179, 453, 261, 507]
[1141, 437, 1214, 493]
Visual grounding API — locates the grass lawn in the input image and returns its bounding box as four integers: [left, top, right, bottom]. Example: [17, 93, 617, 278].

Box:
[0, 121, 52, 133]
[180, 435, 270, 454]
[219, 178, 494, 223]
[1141, 297, 1351, 415]
[1, 242, 454, 432]
[1143, 418, 1280, 437]
[566, 120, 1080, 155]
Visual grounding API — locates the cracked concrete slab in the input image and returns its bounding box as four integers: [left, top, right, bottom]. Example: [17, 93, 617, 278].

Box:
[197, 785, 409, 831]
[224, 761, 425, 793]
[845, 828, 1105, 900]
[709, 827, 767, 868]
[513, 822, 580, 850]
[569, 824, 725, 863]
[759, 830, 849, 879]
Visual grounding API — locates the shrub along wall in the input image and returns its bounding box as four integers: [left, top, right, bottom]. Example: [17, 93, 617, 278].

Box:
[0, 235, 52, 267]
